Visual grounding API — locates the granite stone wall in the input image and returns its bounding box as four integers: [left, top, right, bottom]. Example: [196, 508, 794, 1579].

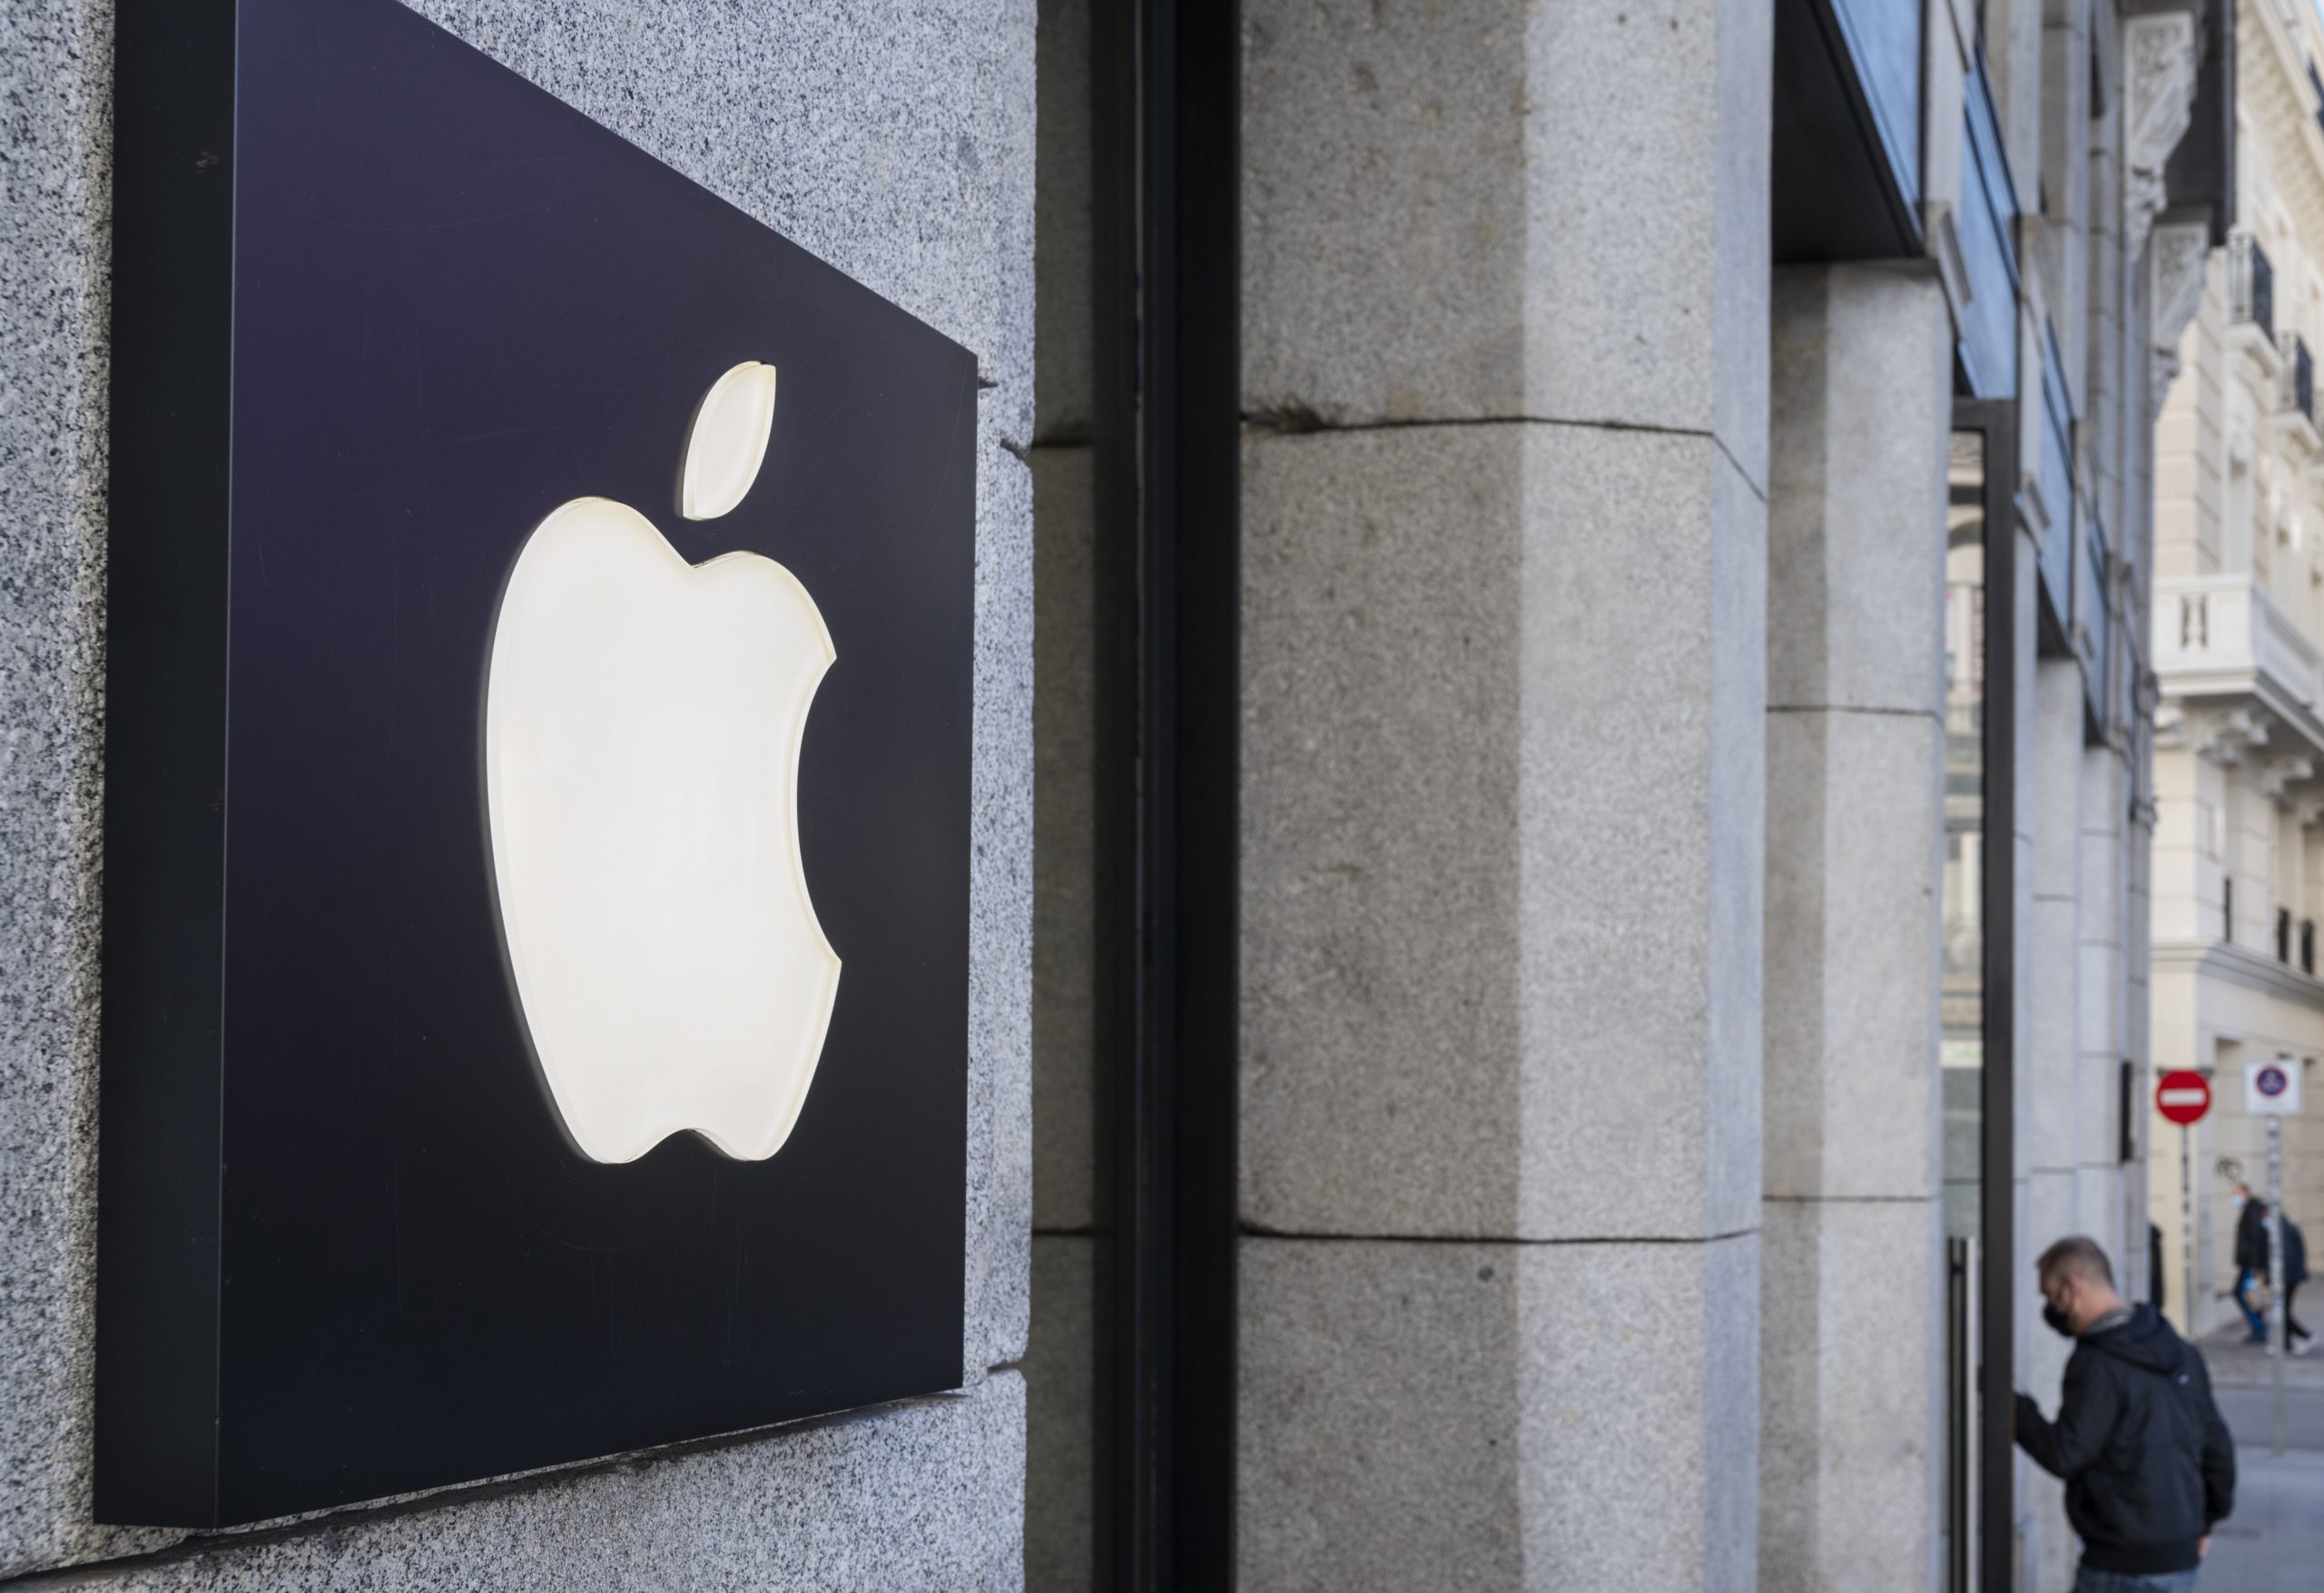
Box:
[0, 1, 1033, 1585]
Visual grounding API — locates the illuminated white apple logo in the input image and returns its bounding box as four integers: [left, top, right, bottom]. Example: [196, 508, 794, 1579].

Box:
[484, 361, 841, 1162]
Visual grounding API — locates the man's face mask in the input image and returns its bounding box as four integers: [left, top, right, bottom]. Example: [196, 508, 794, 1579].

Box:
[2042, 1278, 2076, 1337]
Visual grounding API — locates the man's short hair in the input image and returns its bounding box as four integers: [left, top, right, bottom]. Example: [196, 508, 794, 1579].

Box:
[2038, 1235, 2115, 1289]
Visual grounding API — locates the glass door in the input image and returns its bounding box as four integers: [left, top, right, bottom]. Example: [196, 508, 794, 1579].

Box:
[1943, 403, 2018, 1593]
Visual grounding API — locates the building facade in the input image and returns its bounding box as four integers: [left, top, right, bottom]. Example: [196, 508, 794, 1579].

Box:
[1025, 2, 2221, 1591]
[2149, 0, 2324, 1344]
[0, 3, 2230, 1593]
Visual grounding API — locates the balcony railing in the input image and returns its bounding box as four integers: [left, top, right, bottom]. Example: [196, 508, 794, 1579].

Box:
[2152, 573, 2324, 739]
[2232, 232, 2276, 343]
[2283, 333, 2318, 428]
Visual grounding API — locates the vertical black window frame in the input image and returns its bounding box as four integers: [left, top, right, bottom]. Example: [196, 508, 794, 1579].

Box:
[1091, 0, 1240, 1586]
[1954, 397, 2018, 1593]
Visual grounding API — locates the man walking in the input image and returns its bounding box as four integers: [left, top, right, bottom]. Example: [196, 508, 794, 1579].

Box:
[2282, 1210, 2312, 1355]
[2017, 1236, 2236, 1591]
[2234, 1181, 2270, 1344]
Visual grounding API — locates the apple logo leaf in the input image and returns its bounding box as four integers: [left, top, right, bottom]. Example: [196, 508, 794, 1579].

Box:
[681, 360, 778, 520]
[484, 362, 841, 1164]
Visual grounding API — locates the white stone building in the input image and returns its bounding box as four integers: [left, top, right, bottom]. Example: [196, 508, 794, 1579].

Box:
[2149, 0, 2324, 1342]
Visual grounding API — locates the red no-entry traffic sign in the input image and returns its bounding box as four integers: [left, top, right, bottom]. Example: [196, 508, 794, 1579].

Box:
[2156, 1069, 2211, 1126]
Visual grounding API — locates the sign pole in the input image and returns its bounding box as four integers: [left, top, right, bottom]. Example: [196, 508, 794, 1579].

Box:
[2155, 1070, 2214, 1338]
[2270, 1113, 2287, 1458]
[2245, 1056, 2301, 1459]
[2182, 1121, 2196, 1339]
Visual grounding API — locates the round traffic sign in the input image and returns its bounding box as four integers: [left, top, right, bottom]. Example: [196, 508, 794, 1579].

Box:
[2156, 1069, 2211, 1126]
[2257, 1064, 2290, 1100]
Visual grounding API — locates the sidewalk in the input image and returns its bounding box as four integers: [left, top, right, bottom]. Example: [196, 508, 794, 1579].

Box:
[2190, 1326, 2324, 1591]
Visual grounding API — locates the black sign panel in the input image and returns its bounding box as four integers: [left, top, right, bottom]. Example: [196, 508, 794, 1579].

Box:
[98, 0, 974, 1525]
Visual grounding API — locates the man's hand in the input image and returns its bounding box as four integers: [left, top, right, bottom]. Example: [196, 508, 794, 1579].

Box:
[2200, 1536, 2211, 1559]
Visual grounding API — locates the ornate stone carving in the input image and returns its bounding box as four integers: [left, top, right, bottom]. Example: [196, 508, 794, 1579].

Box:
[2151, 220, 2211, 413]
[2155, 703, 2273, 764]
[2124, 12, 2199, 259]
[2260, 753, 2317, 806]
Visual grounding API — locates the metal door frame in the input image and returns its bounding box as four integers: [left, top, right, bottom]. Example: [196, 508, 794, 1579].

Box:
[1091, 3, 1241, 1585]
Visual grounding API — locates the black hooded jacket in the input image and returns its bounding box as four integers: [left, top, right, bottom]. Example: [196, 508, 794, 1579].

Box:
[2237, 1198, 2269, 1273]
[2238, 1205, 2313, 1287]
[2016, 1305, 2236, 1576]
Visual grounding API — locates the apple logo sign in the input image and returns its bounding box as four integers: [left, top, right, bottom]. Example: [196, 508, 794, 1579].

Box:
[484, 361, 841, 1163]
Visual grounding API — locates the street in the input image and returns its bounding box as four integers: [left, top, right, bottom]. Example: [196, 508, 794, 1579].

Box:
[2191, 1328, 2324, 1591]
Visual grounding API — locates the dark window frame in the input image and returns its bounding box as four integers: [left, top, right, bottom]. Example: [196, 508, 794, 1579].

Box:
[1090, 3, 1241, 1584]
[1955, 397, 2018, 1593]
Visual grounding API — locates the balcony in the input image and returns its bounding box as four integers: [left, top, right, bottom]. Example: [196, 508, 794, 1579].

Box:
[2152, 574, 2324, 751]
[2231, 232, 2276, 343]
[2285, 333, 2319, 429]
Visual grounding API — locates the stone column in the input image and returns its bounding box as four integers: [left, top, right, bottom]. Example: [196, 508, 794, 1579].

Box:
[1757, 264, 1952, 1593]
[2076, 748, 2130, 1265]
[2019, 656, 2087, 1591]
[2040, 0, 2092, 405]
[1236, 1, 1769, 1588]
[1024, 0, 1103, 1586]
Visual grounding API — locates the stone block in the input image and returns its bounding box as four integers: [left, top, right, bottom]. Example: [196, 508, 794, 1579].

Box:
[1515, 1232, 1762, 1593]
[0, 0, 128, 1569]
[1032, 446, 1101, 1231]
[2076, 825, 2122, 942]
[2077, 1052, 2126, 1173]
[1034, 0, 1093, 442]
[1026, 1235, 1098, 1592]
[2029, 660, 2084, 903]
[1243, 0, 1771, 489]
[20, 1378, 1027, 1592]
[1239, 1238, 1526, 1590]
[1240, 1232, 1758, 1592]
[1758, 1198, 1941, 1593]
[1762, 708, 1945, 1201]
[2078, 741, 2125, 836]
[968, 424, 1037, 1376]
[2022, 896, 2082, 1174]
[2076, 939, 2120, 1065]
[1242, 0, 1533, 427]
[1766, 265, 1953, 716]
[1241, 423, 1763, 1241]
[1240, 424, 1527, 1235]
[1528, 0, 1772, 489]
[2073, 1165, 2124, 1258]
[1518, 429, 1766, 1240]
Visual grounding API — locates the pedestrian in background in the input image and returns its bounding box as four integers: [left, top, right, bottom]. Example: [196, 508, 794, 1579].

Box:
[2233, 1182, 2270, 1345]
[2017, 1235, 2236, 1591]
[2282, 1212, 2312, 1356]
